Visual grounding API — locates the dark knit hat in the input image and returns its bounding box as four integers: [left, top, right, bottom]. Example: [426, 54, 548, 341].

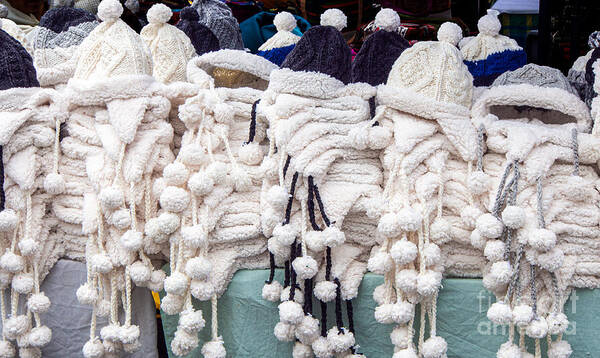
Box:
[281, 25, 352, 84]
[39, 7, 97, 33]
[352, 30, 410, 85]
[0, 30, 39, 90]
[176, 6, 220, 55]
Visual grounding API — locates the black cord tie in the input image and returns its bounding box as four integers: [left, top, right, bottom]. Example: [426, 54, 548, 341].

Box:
[244, 99, 260, 144]
[265, 252, 276, 284]
[334, 278, 344, 331]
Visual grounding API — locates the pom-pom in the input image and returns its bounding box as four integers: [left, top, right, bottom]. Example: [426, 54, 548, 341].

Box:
[478, 10, 501, 36]
[501, 206, 525, 229]
[304, 231, 326, 252]
[273, 224, 297, 246]
[185, 257, 212, 281]
[470, 229, 487, 249]
[295, 315, 320, 344]
[390, 325, 410, 348]
[12, 273, 34, 294]
[119, 325, 140, 344]
[274, 322, 296, 342]
[213, 103, 233, 124]
[0, 251, 24, 273]
[160, 186, 190, 213]
[0, 210, 18, 232]
[547, 312, 569, 335]
[28, 326, 51, 347]
[311, 336, 333, 358]
[326, 326, 355, 353]
[489, 261, 513, 284]
[201, 339, 226, 358]
[417, 270, 442, 297]
[323, 226, 345, 247]
[239, 142, 263, 165]
[181, 225, 207, 248]
[529, 228, 556, 252]
[374, 303, 396, 324]
[390, 239, 418, 265]
[206, 162, 228, 182]
[393, 347, 418, 358]
[292, 256, 318, 280]
[188, 172, 214, 197]
[422, 336, 447, 358]
[147, 3, 171, 24]
[145, 218, 167, 243]
[179, 309, 205, 333]
[129, 261, 151, 285]
[537, 247, 564, 272]
[476, 213, 504, 239]
[368, 251, 394, 275]
[461, 205, 483, 229]
[230, 166, 251, 192]
[164, 271, 189, 295]
[378, 213, 400, 238]
[97, 0, 123, 23]
[190, 280, 214, 301]
[76, 283, 98, 305]
[18, 238, 38, 256]
[147, 270, 166, 292]
[266, 185, 289, 209]
[82, 339, 104, 358]
[27, 293, 51, 314]
[268, 237, 290, 261]
[397, 208, 421, 232]
[496, 342, 521, 358]
[314, 280, 337, 302]
[160, 294, 184, 315]
[487, 301, 512, 325]
[547, 340, 572, 358]
[467, 171, 489, 195]
[484, 240, 505, 262]
[158, 212, 180, 234]
[368, 125, 393, 149]
[120, 230, 143, 251]
[108, 208, 131, 229]
[99, 186, 123, 211]
[423, 243, 441, 266]
[274, 11, 296, 32]
[392, 301, 414, 324]
[262, 281, 283, 302]
[292, 342, 313, 358]
[163, 162, 189, 186]
[374, 8, 400, 32]
[44, 173, 66, 195]
[395, 269, 418, 294]
[512, 304, 533, 327]
[281, 286, 305, 305]
[90, 252, 113, 273]
[279, 300, 304, 324]
[3, 315, 29, 339]
[171, 329, 198, 357]
[430, 218, 451, 244]
[526, 317, 548, 339]
[437, 22, 463, 46]
[372, 284, 387, 305]
[320, 9, 347, 31]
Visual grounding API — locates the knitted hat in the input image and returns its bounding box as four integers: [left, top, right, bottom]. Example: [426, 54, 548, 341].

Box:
[176, 6, 220, 55]
[40, 5, 96, 33]
[73, 0, 152, 80]
[0, 4, 31, 53]
[0, 29, 39, 90]
[281, 9, 352, 84]
[140, 4, 195, 83]
[351, 8, 410, 85]
[460, 9, 526, 87]
[568, 32, 600, 107]
[256, 12, 300, 66]
[191, 0, 244, 50]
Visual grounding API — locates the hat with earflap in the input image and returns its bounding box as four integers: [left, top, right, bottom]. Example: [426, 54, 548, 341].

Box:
[176, 6, 220, 55]
[256, 12, 301, 66]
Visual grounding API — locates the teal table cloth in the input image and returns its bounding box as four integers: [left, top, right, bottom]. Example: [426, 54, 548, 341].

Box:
[160, 270, 599, 357]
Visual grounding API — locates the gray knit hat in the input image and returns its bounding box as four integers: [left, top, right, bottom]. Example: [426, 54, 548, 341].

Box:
[492, 63, 577, 94]
[191, 0, 244, 50]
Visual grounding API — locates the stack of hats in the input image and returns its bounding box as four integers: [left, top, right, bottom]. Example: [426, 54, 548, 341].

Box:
[191, 0, 244, 50]
[460, 9, 527, 87]
[256, 12, 300, 66]
[176, 6, 220, 56]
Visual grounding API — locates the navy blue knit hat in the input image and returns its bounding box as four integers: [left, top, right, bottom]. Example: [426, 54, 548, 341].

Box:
[176, 6, 220, 55]
[39, 7, 97, 33]
[0, 30, 39, 90]
[352, 30, 409, 86]
[281, 25, 352, 84]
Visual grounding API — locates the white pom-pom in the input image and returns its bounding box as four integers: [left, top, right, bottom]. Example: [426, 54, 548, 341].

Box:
[18, 238, 38, 256]
[512, 304, 533, 327]
[484, 240, 505, 262]
[320, 9, 347, 31]
[487, 301, 512, 325]
[476, 213, 504, 239]
[230, 166, 251, 192]
[279, 300, 304, 324]
[292, 256, 318, 280]
[128, 261, 151, 285]
[547, 312, 569, 335]
[268, 237, 290, 261]
[119, 325, 140, 344]
[99, 186, 123, 212]
[206, 162, 228, 182]
[323, 226, 345, 247]
[430, 218, 451, 244]
[160, 294, 184, 315]
[145, 218, 167, 243]
[326, 327, 355, 353]
[262, 281, 283, 302]
[158, 212, 180, 234]
[147, 3, 171, 24]
[395, 269, 418, 294]
[437, 22, 462, 46]
[461, 205, 483, 229]
[120, 230, 143, 251]
[164, 271, 189, 295]
[367, 251, 394, 275]
[311, 336, 333, 358]
[181, 225, 207, 249]
[77, 283, 98, 305]
[392, 301, 414, 324]
[273, 223, 298, 246]
[374, 8, 400, 32]
[171, 329, 198, 357]
[27, 293, 51, 314]
[97, 0, 123, 22]
[213, 103, 233, 124]
[397, 208, 422, 232]
[467, 171, 489, 195]
[374, 303, 395, 324]
[163, 162, 189, 186]
[377, 213, 400, 238]
[147, 270, 166, 292]
[501, 206, 525, 229]
[372, 284, 386, 305]
[0, 210, 18, 232]
[390, 239, 418, 265]
[185, 257, 212, 281]
[478, 11, 501, 36]
[82, 339, 104, 358]
[188, 172, 214, 197]
[108, 208, 131, 229]
[296, 315, 320, 344]
[422, 336, 447, 358]
[304, 231, 326, 252]
[28, 326, 51, 347]
[314, 281, 337, 302]
[266, 185, 289, 209]
[274, 11, 296, 32]
[417, 270, 442, 297]
[390, 325, 410, 348]
[496, 341, 521, 358]
[179, 309, 205, 333]
[3, 315, 29, 339]
[537, 247, 564, 272]
[293, 342, 313, 358]
[529, 228, 556, 252]
[239, 142, 263, 165]
[0, 251, 24, 273]
[393, 347, 418, 358]
[368, 125, 393, 149]
[12, 273, 33, 294]
[190, 280, 214, 301]
[280, 285, 305, 304]
[423, 243, 441, 266]
[90, 252, 113, 274]
[547, 340, 572, 358]
[274, 322, 296, 342]
[489, 260, 513, 284]
[0, 341, 15, 358]
[470, 229, 487, 250]
[160, 186, 190, 213]
[526, 317, 548, 339]
[44, 173, 66, 195]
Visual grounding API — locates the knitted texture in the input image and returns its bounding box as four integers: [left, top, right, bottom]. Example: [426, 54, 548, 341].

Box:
[493, 64, 576, 94]
[257, 44, 295, 66]
[176, 6, 220, 56]
[39, 7, 97, 33]
[351, 29, 410, 85]
[281, 25, 352, 84]
[0, 14, 31, 53]
[191, 0, 244, 50]
[0, 30, 39, 90]
[256, 12, 300, 66]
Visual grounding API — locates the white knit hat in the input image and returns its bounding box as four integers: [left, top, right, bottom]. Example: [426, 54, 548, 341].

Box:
[256, 12, 300, 66]
[0, 4, 32, 54]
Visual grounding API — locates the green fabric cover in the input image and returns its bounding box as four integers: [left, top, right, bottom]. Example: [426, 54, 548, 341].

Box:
[160, 269, 598, 357]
